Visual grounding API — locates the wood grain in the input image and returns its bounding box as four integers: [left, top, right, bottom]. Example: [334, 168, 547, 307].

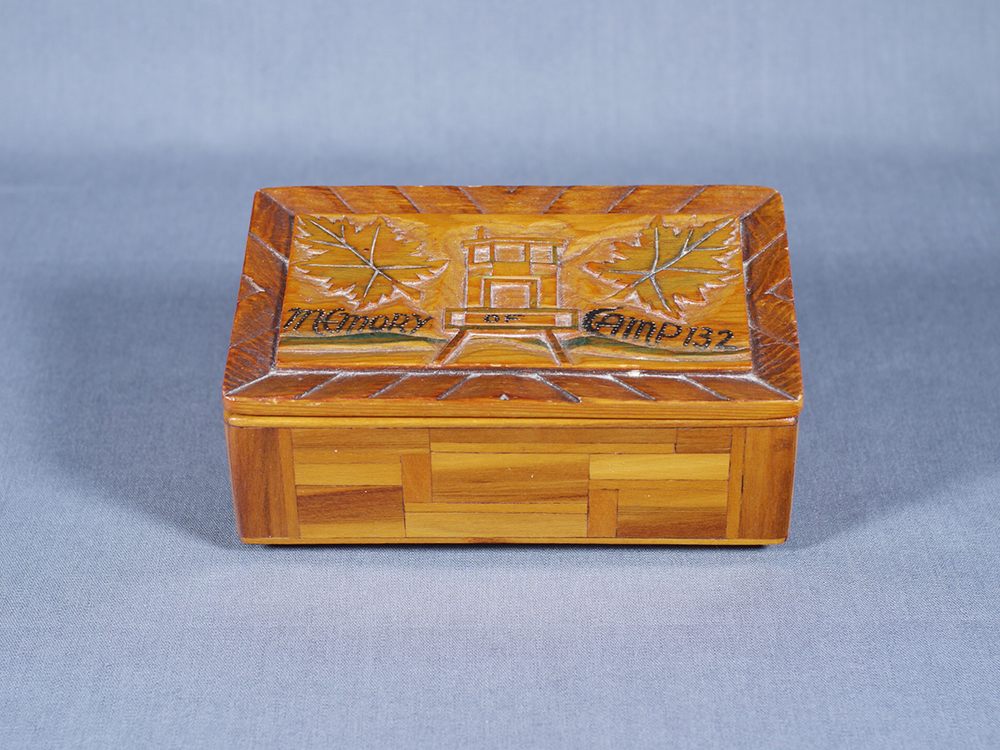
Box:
[738, 424, 797, 540]
[405, 501, 587, 514]
[726, 427, 745, 538]
[588, 479, 728, 491]
[458, 186, 569, 213]
[616, 507, 727, 539]
[405, 511, 587, 538]
[429, 427, 676, 445]
[267, 186, 352, 216]
[225, 424, 290, 539]
[439, 375, 578, 402]
[330, 186, 419, 214]
[298, 486, 404, 537]
[616, 486, 728, 539]
[541, 374, 655, 401]
[608, 185, 705, 214]
[675, 427, 731, 453]
[294, 462, 402, 486]
[546, 185, 636, 214]
[277, 428, 299, 538]
[396, 186, 483, 214]
[615, 376, 725, 402]
[291, 428, 429, 453]
[401, 453, 432, 505]
[248, 190, 294, 256]
[431, 452, 589, 503]
[430, 442, 674, 454]
[588, 489, 618, 537]
[590, 453, 729, 482]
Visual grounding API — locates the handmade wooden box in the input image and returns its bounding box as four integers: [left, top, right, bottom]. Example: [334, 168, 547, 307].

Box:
[224, 185, 802, 544]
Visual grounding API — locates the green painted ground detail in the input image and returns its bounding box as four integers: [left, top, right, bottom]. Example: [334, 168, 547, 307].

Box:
[564, 335, 749, 357]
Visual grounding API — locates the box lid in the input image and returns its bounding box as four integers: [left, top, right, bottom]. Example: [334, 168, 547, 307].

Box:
[223, 186, 802, 421]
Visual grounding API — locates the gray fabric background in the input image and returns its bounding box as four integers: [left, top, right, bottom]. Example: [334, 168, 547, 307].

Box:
[1, 1, 998, 747]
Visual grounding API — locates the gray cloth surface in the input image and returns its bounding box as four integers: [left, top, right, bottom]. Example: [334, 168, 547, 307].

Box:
[1, 1, 998, 748]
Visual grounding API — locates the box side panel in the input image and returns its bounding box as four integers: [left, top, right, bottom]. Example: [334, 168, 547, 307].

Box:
[738, 423, 798, 540]
[271, 424, 787, 544]
[226, 420, 795, 545]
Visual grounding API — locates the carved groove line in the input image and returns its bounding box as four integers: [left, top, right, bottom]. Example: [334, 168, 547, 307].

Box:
[605, 186, 638, 213]
[680, 376, 731, 401]
[535, 376, 582, 403]
[672, 185, 708, 214]
[454, 187, 487, 214]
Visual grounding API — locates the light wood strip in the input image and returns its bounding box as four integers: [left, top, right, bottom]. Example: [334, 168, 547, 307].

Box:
[589, 479, 728, 491]
[588, 489, 618, 538]
[617, 489, 728, 509]
[726, 428, 746, 538]
[294, 450, 407, 465]
[277, 428, 299, 538]
[405, 502, 587, 514]
[294, 462, 402, 486]
[432, 452, 589, 503]
[590, 453, 729, 482]
[406, 512, 587, 538]
[429, 427, 676, 444]
[225, 424, 287, 540]
[401, 453, 432, 505]
[291, 428, 429, 453]
[430, 442, 674, 454]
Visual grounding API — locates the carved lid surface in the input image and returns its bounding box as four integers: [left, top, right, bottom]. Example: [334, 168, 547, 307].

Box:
[224, 186, 802, 420]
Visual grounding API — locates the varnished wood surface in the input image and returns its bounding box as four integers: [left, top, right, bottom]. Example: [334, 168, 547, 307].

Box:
[224, 186, 801, 545]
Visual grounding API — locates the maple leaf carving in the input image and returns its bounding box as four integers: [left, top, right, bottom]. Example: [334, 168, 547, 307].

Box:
[295, 217, 446, 310]
[587, 216, 739, 315]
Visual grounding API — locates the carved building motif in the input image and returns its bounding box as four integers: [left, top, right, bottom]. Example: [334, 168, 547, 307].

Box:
[276, 213, 750, 371]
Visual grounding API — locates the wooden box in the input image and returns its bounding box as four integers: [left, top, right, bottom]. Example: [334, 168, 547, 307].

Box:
[223, 186, 802, 544]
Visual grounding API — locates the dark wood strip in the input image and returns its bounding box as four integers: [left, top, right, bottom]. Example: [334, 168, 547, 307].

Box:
[226, 425, 288, 539]
[738, 425, 797, 540]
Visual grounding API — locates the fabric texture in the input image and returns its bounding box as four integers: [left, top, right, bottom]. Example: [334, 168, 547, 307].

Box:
[1, 1, 998, 747]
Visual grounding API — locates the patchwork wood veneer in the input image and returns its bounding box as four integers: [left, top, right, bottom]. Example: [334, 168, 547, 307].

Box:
[224, 186, 802, 544]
